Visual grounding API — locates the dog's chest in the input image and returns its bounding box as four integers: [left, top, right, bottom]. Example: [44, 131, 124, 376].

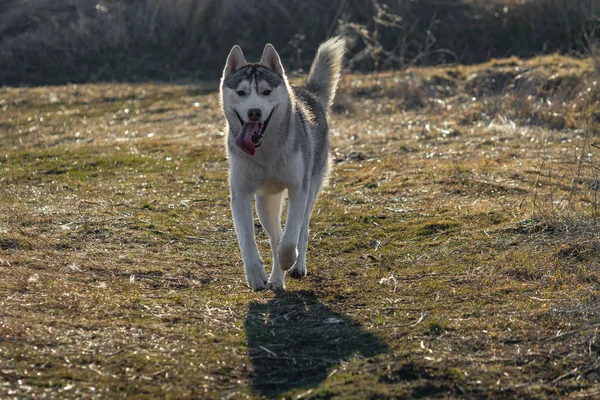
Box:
[230, 146, 305, 195]
[256, 180, 287, 196]
[258, 152, 305, 193]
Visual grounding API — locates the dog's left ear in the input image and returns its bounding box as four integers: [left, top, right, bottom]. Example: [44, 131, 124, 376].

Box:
[260, 44, 284, 76]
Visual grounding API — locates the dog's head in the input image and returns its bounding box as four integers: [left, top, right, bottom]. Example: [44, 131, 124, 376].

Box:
[220, 44, 290, 156]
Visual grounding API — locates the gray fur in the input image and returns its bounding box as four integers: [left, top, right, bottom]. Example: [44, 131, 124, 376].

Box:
[292, 86, 328, 181]
[220, 37, 346, 291]
[305, 37, 346, 110]
[223, 63, 284, 90]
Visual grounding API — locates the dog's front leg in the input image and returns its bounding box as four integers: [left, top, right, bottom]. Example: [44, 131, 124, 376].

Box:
[278, 187, 309, 271]
[231, 192, 267, 291]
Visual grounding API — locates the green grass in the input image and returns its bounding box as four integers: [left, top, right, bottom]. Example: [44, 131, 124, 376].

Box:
[1, 55, 600, 398]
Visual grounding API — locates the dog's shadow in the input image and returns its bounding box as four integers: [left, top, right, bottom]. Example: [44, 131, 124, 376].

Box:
[245, 290, 388, 396]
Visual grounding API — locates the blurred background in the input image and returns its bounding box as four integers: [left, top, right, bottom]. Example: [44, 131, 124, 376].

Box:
[0, 0, 599, 86]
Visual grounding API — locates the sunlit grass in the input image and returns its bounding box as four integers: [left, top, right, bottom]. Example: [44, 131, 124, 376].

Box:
[1, 54, 599, 398]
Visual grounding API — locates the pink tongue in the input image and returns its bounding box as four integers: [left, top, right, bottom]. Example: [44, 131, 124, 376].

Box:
[235, 122, 261, 155]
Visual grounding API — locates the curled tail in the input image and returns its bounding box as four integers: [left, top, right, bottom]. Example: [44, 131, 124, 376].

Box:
[305, 37, 346, 111]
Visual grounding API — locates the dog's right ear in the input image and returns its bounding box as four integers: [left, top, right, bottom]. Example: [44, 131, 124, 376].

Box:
[223, 45, 247, 77]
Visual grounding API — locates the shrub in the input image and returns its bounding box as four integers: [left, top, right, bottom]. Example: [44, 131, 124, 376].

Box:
[0, 0, 598, 85]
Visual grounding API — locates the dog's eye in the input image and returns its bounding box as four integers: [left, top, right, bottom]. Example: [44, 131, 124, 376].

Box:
[236, 90, 246, 96]
[262, 90, 271, 96]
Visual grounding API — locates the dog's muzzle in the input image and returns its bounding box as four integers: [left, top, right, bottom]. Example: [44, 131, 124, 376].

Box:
[234, 108, 275, 156]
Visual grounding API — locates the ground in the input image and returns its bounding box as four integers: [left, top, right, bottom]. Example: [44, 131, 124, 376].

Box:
[1, 55, 600, 399]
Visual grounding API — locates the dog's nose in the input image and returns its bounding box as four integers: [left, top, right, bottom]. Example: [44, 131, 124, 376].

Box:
[247, 108, 262, 122]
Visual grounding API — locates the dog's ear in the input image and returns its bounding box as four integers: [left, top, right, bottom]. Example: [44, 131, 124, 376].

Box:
[260, 44, 284, 76]
[224, 45, 247, 77]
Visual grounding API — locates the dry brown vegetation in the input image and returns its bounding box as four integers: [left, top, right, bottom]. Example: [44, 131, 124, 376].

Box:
[0, 0, 598, 85]
[1, 54, 600, 398]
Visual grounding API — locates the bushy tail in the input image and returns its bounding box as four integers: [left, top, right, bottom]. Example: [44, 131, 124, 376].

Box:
[305, 36, 346, 111]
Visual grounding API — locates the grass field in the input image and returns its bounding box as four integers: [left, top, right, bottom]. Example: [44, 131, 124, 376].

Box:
[1, 55, 600, 398]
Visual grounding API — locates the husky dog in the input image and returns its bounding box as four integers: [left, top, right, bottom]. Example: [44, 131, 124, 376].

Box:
[220, 37, 345, 291]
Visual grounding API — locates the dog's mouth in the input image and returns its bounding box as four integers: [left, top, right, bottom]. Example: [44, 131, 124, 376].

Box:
[234, 108, 275, 156]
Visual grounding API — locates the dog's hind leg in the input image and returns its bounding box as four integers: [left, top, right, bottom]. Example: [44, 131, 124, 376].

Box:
[231, 192, 267, 291]
[289, 182, 320, 279]
[256, 192, 285, 290]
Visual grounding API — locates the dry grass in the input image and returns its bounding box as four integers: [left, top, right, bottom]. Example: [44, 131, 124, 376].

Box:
[0, 0, 598, 85]
[1, 54, 600, 398]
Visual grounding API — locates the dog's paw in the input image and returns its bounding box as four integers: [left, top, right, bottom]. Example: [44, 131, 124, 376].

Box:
[266, 280, 285, 292]
[278, 244, 298, 271]
[245, 264, 268, 291]
[288, 263, 306, 279]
